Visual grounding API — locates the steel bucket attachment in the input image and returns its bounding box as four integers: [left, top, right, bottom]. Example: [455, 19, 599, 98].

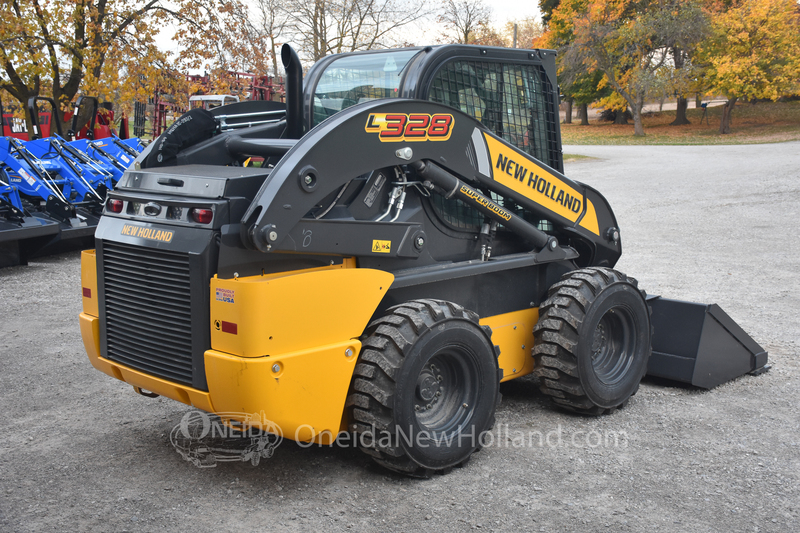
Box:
[646, 296, 768, 388]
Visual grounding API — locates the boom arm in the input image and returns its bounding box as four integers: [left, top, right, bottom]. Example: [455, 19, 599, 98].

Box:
[239, 99, 621, 267]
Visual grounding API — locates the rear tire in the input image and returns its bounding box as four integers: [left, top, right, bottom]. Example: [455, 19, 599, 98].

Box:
[347, 299, 501, 477]
[533, 267, 651, 415]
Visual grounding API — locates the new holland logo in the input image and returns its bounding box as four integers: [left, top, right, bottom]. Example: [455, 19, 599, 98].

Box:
[120, 223, 174, 242]
[481, 133, 600, 236]
[365, 113, 454, 142]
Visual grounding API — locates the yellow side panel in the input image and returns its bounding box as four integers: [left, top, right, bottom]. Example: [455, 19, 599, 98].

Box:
[204, 340, 360, 444]
[80, 313, 214, 412]
[79, 312, 102, 363]
[210, 266, 394, 358]
[80, 250, 98, 317]
[481, 307, 539, 382]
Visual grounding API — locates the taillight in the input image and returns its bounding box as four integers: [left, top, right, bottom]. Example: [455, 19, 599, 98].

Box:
[190, 208, 213, 224]
[107, 198, 123, 213]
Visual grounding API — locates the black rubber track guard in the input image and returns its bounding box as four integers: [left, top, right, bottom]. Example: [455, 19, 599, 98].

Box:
[533, 267, 651, 415]
[347, 299, 502, 477]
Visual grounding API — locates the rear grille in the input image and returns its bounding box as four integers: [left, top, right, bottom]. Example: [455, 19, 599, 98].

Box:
[102, 241, 194, 385]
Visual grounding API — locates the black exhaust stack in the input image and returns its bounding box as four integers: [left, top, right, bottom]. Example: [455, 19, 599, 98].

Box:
[281, 44, 303, 139]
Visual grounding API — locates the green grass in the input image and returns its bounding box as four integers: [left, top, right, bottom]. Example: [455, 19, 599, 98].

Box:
[560, 100, 800, 145]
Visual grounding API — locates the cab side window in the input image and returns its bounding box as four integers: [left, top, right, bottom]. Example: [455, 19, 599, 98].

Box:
[427, 59, 559, 232]
[428, 60, 558, 169]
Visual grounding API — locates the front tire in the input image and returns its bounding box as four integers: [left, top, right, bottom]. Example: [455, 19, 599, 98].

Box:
[347, 299, 501, 476]
[533, 267, 651, 415]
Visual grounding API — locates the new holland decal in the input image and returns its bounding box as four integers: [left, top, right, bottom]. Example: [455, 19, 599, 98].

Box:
[365, 113, 454, 142]
[120, 223, 174, 242]
[481, 133, 600, 236]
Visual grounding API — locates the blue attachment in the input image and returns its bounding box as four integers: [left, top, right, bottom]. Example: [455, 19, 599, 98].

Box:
[0, 137, 70, 204]
[0, 167, 25, 213]
[68, 138, 127, 182]
[0, 136, 104, 207]
[24, 135, 113, 198]
[84, 135, 143, 172]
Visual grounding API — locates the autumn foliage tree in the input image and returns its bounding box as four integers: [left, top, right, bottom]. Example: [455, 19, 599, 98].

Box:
[699, 0, 800, 133]
[0, 0, 187, 129]
[549, 0, 709, 136]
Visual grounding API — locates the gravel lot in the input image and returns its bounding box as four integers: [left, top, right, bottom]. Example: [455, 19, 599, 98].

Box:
[1, 142, 798, 532]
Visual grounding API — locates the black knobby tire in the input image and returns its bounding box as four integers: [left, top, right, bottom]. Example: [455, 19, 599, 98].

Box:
[347, 299, 501, 477]
[533, 267, 651, 415]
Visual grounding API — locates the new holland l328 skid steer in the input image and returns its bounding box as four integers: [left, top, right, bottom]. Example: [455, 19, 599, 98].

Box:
[79, 44, 768, 476]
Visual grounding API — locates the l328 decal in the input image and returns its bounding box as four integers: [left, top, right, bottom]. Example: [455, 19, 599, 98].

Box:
[365, 113, 454, 142]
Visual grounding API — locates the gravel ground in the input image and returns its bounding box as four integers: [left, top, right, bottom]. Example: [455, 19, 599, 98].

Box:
[1, 142, 798, 532]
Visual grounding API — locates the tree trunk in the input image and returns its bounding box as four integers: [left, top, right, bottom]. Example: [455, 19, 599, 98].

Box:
[631, 101, 645, 137]
[614, 109, 628, 125]
[579, 103, 589, 125]
[670, 96, 691, 126]
[719, 97, 737, 134]
[696, 93, 702, 108]
[3, 80, 40, 139]
[564, 99, 572, 124]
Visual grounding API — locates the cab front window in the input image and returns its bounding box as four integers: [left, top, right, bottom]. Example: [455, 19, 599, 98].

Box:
[311, 50, 421, 126]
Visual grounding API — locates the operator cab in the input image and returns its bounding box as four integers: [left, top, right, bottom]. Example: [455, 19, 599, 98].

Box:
[303, 45, 563, 174]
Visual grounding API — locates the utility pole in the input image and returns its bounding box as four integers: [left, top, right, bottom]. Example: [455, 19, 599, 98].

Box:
[513, 24, 518, 48]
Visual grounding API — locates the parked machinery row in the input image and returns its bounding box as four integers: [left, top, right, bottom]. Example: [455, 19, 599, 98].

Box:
[0, 96, 144, 266]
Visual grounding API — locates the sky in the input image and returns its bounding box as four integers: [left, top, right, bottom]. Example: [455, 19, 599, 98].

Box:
[157, 1, 544, 71]
[400, 1, 543, 44]
[481, 0, 543, 26]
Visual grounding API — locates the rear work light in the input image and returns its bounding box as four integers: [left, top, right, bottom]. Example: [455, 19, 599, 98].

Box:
[107, 198, 123, 213]
[190, 208, 213, 224]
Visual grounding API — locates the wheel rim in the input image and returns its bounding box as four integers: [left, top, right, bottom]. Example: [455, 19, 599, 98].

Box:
[413, 346, 477, 433]
[590, 305, 636, 385]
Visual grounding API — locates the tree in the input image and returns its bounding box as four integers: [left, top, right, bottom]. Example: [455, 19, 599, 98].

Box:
[544, 0, 711, 136]
[437, 0, 492, 44]
[504, 17, 544, 48]
[250, 0, 291, 77]
[699, 0, 800, 134]
[0, 0, 183, 129]
[539, 0, 562, 25]
[569, 71, 612, 125]
[284, 0, 428, 62]
[664, 2, 709, 125]
[190, 0, 290, 78]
